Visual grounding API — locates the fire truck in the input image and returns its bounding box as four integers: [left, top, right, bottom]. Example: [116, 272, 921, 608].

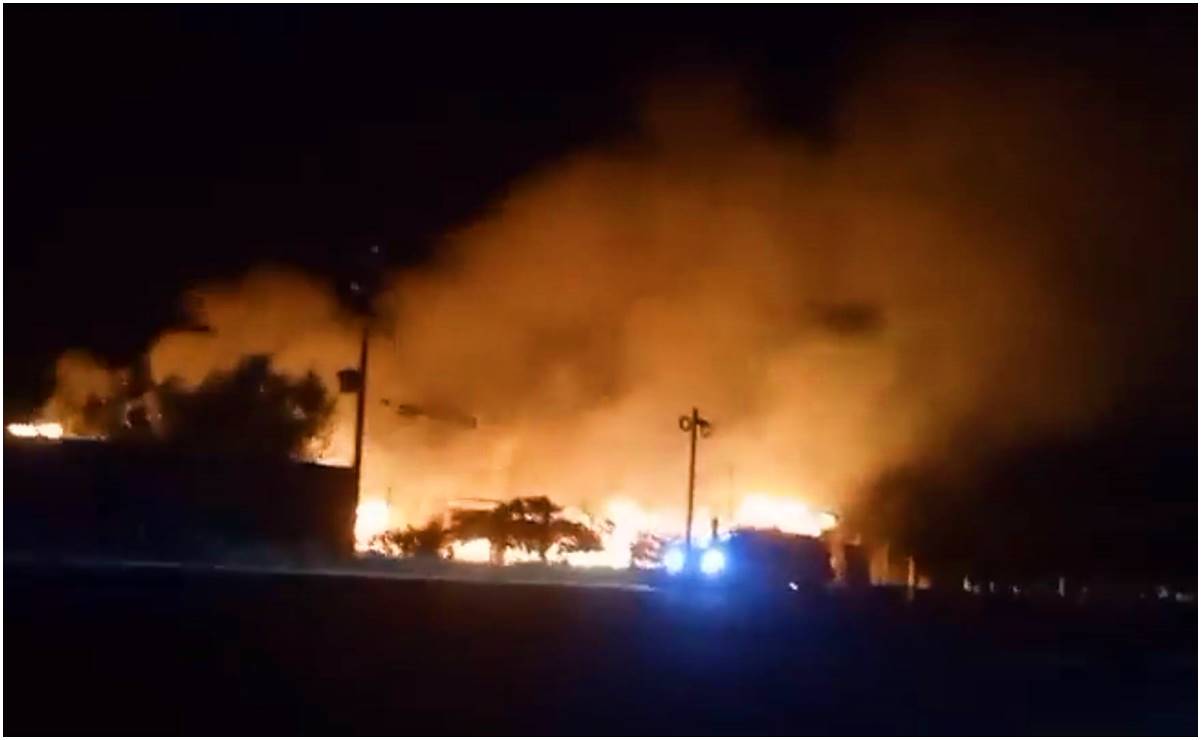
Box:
[659, 527, 834, 593]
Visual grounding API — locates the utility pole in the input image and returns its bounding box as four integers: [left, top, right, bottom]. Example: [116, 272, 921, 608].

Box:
[338, 243, 384, 506]
[678, 407, 712, 555]
[351, 324, 369, 499]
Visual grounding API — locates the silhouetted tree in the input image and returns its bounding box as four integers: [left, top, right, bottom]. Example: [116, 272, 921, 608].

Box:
[517, 496, 561, 562]
[154, 355, 335, 458]
[370, 520, 450, 558]
[76, 367, 159, 441]
[550, 518, 604, 557]
[630, 531, 667, 568]
[449, 503, 519, 565]
[450, 496, 603, 564]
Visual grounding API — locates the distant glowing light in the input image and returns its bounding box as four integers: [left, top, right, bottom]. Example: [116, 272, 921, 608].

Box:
[664, 547, 686, 575]
[699, 548, 726, 576]
[354, 498, 391, 552]
[7, 421, 64, 440]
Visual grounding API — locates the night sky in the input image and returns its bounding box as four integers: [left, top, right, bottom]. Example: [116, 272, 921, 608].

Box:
[5, 6, 1197, 578]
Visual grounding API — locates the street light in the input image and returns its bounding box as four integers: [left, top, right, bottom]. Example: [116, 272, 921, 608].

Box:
[678, 406, 712, 555]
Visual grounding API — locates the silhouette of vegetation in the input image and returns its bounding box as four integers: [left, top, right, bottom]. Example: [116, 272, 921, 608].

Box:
[70, 355, 334, 460]
[148, 355, 335, 458]
[513, 496, 601, 562]
[449, 504, 516, 565]
[630, 531, 667, 568]
[370, 520, 450, 558]
[446, 496, 603, 564]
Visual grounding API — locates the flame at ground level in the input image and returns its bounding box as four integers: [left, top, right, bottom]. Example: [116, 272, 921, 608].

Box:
[7, 422, 64, 440]
[450, 538, 494, 563]
[354, 499, 391, 552]
[15, 413, 839, 564]
[6, 416, 838, 563]
[356, 493, 838, 567]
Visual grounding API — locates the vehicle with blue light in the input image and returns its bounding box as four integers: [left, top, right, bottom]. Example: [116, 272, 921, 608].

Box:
[658, 528, 833, 593]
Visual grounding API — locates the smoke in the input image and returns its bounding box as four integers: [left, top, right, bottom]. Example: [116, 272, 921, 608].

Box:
[41, 350, 124, 430]
[38, 29, 1192, 536]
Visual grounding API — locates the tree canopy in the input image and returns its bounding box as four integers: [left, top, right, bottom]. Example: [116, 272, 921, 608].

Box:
[156, 355, 334, 457]
[93, 354, 335, 459]
[444, 496, 603, 564]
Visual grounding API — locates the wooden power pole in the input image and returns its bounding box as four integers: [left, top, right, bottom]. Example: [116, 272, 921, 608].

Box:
[678, 407, 712, 554]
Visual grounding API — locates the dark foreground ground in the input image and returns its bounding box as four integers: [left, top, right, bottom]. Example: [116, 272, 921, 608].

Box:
[5, 562, 1196, 735]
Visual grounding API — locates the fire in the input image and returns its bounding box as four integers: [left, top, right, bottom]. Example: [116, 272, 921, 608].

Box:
[732, 494, 838, 537]
[361, 494, 837, 568]
[6, 422, 64, 440]
[447, 539, 546, 565]
[560, 499, 647, 569]
[353, 498, 391, 552]
[450, 538, 493, 563]
[11, 403, 837, 568]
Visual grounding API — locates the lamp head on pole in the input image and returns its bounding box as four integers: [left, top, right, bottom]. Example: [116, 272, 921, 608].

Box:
[679, 413, 713, 437]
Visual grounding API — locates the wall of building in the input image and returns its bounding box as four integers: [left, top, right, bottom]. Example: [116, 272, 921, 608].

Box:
[5, 439, 357, 561]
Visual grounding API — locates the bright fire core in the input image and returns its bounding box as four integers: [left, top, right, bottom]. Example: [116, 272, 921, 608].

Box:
[354, 493, 838, 567]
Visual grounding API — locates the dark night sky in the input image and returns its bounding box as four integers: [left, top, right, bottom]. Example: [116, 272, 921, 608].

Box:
[4, 6, 1197, 578]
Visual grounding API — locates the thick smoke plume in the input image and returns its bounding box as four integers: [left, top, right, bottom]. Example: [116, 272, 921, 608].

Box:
[39, 33, 1192, 537]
